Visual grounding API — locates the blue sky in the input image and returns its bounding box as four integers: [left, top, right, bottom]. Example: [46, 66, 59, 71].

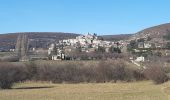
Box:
[0, 0, 170, 35]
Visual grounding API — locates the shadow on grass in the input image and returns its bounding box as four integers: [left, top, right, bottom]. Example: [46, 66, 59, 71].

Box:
[13, 86, 55, 90]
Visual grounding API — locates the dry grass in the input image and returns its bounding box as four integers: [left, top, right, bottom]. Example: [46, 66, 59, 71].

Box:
[162, 81, 170, 100]
[0, 52, 14, 57]
[0, 81, 169, 100]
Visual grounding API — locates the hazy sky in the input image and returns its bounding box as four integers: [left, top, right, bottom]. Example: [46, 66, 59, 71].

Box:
[0, 0, 170, 35]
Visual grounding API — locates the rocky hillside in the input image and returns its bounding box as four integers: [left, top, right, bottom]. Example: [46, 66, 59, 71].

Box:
[131, 23, 170, 41]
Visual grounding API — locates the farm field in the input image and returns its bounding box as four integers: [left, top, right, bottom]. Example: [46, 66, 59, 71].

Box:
[0, 81, 170, 100]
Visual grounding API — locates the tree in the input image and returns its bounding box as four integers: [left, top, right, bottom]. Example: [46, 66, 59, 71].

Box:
[15, 34, 29, 60]
[144, 65, 169, 84]
[15, 34, 22, 57]
[163, 29, 170, 40]
[97, 46, 105, 53]
[21, 34, 28, 58]
[147, 36, 152, 41]
[137, 38, 145, 42]
[166, 42, 170, 49]
[127, 40, 137, 51]
[109, 46, 121, 53]
[0, 64, 27, 89]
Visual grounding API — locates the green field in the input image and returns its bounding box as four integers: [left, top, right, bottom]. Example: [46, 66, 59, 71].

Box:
[0, 52, 15, 57]
[0, 81, 170, 100]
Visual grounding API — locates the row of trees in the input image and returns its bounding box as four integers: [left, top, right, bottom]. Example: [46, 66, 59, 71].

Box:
[67, 52, 125, 60]
[0, 60, 142, 89]
[15, 34, 29, 61]
[1, 60, 169, 89]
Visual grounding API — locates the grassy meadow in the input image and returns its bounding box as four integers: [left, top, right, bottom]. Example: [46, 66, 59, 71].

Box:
[0, 81, 170, 100]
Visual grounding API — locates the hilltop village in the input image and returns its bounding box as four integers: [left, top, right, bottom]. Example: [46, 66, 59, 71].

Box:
[48, 33, 124, 60]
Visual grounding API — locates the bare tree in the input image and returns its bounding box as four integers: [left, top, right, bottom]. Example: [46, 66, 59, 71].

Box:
[15, 34, 22, 57]
[15, 33, 29, 61]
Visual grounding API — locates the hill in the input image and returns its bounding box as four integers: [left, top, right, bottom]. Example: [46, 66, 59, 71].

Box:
[0, 32, 79, 51]
[0, 32, 133, 51]
[101, 34, 132, 41]
[1, 23, 170, 51]
[131, 23, 170, 41]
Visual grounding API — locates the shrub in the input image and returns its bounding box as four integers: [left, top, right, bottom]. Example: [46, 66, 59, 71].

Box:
[34, 60, 137, 83]
[0, 63, 27, 89]
[0, 56, 19, 62]
[52, 64, 83, 83]
[36, 63, 86, 83]
[133, 70, 145, 81]
[96, 61, 114, 82]
[144, 65, 169, 84]
[0, 60, 145, 89]
[96, 60, 135, 83]
[112, 61, 134, 82]
[25, 62, 38, 80]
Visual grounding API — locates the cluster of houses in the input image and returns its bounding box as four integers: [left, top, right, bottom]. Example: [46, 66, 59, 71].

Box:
[48, 33, 124, 60]
[127, 35, 170, 67]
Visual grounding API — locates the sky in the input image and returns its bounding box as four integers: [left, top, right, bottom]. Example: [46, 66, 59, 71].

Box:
[0, 0, 170, 35]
